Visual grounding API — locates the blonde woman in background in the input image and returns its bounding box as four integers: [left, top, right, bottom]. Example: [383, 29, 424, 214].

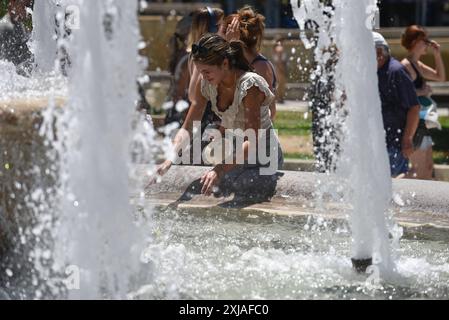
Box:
[165, 7, 224, 126]
[187, 7, 225, 101]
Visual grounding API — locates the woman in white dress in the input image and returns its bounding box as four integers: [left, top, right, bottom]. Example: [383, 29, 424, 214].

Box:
[156, 34, 283, 197]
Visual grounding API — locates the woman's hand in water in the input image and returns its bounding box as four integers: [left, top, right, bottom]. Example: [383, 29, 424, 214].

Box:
[200, 167, 223, 196]
[146, 160, 172, 187]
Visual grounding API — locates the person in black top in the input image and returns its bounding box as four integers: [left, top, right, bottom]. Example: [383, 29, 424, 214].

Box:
[374, 32, 420, 178]
[401, 25, 446, 180]
[223, 6, 278, 120]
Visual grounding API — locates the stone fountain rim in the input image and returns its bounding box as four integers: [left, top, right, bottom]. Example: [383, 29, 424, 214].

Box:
[140, 165, 449, 230]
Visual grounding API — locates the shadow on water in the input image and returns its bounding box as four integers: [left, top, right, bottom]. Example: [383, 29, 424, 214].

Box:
[166, 171, 285, 210]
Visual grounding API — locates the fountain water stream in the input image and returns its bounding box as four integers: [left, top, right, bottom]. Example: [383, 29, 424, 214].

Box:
[52, 0, 148, 299]
[2, 0, 448, 300]
[31, 0, 59, 73]
[2, 0, 156, 299]
[292, 0, 396, 276]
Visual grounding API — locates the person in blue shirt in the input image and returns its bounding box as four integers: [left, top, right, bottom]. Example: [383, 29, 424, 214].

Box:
[374, 32, 420, 178]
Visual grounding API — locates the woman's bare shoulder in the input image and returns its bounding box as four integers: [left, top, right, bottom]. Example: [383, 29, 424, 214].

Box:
[400, 58, 415, 74]
[400, 58, 410, 66]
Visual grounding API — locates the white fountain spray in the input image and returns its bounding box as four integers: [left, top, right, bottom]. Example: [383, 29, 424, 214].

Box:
[30, 0, 58, 73]
[292, 0, 396, 276]
[1, 0, 155, 299]
[52, 0, 147, 299]
[333, 0, 395, 275]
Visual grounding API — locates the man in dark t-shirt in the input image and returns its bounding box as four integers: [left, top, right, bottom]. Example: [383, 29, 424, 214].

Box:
[374, 32, 420, 177]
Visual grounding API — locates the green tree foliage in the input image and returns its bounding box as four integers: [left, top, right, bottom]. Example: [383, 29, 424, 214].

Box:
[0, 0, 8, 19]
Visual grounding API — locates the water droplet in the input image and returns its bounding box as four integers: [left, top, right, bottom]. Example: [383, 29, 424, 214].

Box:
[175, 100, 189, 113]
[42, 250, 51, 260]
[139, 0, 148, 10]
[138, 41, 146, 50]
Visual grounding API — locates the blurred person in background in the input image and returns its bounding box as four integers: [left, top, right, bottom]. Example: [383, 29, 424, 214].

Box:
[185, 7, 224, 134]
[272, 37, 288, 103]
[374, 32, 420, 178]
[401, 25, 446, 180]
[223, 6, 278, 120]
[164, 14, 193, 124]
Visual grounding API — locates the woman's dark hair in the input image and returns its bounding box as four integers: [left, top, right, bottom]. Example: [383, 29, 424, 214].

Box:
[401, 25, 429, 51]
[191, 33, 252, 72]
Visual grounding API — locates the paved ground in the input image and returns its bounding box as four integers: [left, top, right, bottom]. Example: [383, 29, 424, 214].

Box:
[276, 99, 449, 116]
[276, 100, 309, 112]
[278, 135, 313, 155]
[438, 108, 449, 116]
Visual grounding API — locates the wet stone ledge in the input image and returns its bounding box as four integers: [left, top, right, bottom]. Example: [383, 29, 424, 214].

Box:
[138, 165, 449, 229]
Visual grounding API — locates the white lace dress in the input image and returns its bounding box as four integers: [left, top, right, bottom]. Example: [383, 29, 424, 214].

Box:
[200, 72, 274, 130]
[200, 71, 283, 171]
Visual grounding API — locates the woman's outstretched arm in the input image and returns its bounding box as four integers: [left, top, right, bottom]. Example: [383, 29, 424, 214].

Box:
[156, 78, 208, 178]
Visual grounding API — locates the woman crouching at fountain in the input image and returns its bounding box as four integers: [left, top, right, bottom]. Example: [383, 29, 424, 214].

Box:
[156, 34, 283, 197]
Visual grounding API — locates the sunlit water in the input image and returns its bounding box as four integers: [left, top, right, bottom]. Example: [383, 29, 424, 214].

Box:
[0, 60, 67, 99]
[133, 207, 449, 300]
[1, 0, 449, 300]
[49, 0, 155, 299]
[1, 0, 154, 299]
